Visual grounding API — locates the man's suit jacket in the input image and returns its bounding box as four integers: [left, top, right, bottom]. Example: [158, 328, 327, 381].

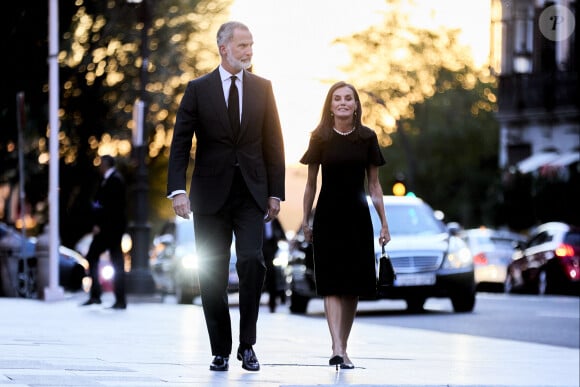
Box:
[93, 170, 127, 237]
[167, 68, 285, 214]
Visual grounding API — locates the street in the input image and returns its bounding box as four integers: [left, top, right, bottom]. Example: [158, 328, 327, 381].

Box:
[301, 292, 580, 349]
[174, 289, 580, 349]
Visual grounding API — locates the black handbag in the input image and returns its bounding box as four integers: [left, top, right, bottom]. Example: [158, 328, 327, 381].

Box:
[378, 244, 396, 287]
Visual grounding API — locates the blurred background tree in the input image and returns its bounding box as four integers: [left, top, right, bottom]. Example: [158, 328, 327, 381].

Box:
[336, 1, 501, 228]
[392, 69, 500, 227]
[56, 0, 230, 245]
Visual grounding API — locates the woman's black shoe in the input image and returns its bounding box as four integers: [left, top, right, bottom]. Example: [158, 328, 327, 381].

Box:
[329, 355, 344, 365]
[340, 362, 355, 369]
[329, 355, 344, 370]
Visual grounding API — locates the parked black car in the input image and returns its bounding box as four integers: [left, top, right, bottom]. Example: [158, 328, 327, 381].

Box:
[505, 222, 580, 296]
[287, 195, 476, 314]
[0, 222, 88, 297]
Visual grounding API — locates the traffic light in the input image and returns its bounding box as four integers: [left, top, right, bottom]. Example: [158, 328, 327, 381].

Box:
[392, 180, 406, 196]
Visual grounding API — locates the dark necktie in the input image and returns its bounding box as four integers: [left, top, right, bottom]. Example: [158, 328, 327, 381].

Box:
[228, 75, 240, 136]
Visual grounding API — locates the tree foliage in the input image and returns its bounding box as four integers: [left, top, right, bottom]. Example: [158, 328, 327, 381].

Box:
[58, 0, 231, 161]
[0, 0, 232, 243]
[54, 0, 232, 242]
[337, 0, 502, 227]
[56, 0, 233, 244]
[388, 68, 501, 227]
[336, 2, 472, 144]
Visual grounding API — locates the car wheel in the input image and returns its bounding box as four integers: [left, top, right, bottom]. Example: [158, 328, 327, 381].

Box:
[451, 291, 476, 312]
[504, 272, 514, 294]
[538, 270, 548, 295]
[17, 257, 38, 299]
[289, 292, 309, 314]
[175, 284, 195, 305]
[405, 296, 426, 312]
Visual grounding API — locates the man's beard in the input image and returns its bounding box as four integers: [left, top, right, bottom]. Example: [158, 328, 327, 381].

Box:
[227, 56, 252, 71]
[226, 48, 252, 71]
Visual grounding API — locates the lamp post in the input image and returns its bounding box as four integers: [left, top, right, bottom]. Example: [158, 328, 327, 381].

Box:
[513, 49, 532, 75]
[126, 0, 155, 294]
[513, 48, 532, 112]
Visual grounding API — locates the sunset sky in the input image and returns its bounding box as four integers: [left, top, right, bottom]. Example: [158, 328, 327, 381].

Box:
[229, 0, 492, 227]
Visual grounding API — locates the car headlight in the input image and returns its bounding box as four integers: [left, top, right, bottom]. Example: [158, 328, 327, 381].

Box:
[273, 252, 289, 267]
[442, 237, 473, 269]
[180, 253, 198, 270]
[101, 265, 115, 281]
[273, 241, 290, 267]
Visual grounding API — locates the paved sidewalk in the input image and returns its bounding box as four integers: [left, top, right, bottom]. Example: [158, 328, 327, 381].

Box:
[0, 292, 578, 387]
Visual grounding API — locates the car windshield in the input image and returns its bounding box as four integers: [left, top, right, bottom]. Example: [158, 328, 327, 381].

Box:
[470, 235, 516, 249]
[564, 231, 580, 246]
[370, 202, 447, 236]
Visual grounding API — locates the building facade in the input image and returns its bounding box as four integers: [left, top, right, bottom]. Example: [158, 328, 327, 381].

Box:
[490, 0, 579, 228]
[490, 0, 578, 172]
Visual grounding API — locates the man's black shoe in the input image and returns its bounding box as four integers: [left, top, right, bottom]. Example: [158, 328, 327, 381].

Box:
[237, 346, 260, 371]
[209, 355, 229, 371]
[107, 302, 127, 310]
[80, 298, 101, 306]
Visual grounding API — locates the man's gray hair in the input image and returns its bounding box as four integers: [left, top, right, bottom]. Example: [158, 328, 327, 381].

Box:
[216, 21, 249, 46]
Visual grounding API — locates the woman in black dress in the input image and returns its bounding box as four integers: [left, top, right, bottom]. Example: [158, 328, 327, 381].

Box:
[300, 81, 391, 369]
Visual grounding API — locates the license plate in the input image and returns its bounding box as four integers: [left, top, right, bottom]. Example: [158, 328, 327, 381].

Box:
[395, 273, 436, 286]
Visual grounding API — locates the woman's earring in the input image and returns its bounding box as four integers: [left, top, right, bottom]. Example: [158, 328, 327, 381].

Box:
[330, 112, 334, 117]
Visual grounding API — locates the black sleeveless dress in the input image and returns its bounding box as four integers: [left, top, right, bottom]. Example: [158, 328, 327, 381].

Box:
[300, 126, 385, 297]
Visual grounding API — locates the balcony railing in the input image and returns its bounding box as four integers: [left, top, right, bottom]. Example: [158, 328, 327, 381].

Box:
[498, 72, 578, 113]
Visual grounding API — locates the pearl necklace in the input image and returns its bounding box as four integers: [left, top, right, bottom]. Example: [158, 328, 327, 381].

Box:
[333, 127, 356, 136]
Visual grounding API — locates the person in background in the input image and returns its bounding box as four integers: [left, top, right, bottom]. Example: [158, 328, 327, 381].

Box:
[262, 218, 286, 312]
[300, 81, 391, 369]
[166, 21, 285, 372]
[81, 154, 128, 310]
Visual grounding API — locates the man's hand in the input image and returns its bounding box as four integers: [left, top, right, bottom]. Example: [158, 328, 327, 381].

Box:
[172, 193, 191, 219]
[264, 197, 280, 222]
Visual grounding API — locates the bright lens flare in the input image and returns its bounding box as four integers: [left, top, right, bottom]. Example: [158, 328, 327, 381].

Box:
[101, 265, 115, 281]
[181, 254, 198, 270]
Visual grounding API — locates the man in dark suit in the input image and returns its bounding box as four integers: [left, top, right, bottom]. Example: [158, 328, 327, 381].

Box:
[81, 155, 128, 309]
[167, 21, 285, 372]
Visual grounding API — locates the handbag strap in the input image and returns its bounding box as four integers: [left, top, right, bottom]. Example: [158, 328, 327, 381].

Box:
[382, 243, 385, 255]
